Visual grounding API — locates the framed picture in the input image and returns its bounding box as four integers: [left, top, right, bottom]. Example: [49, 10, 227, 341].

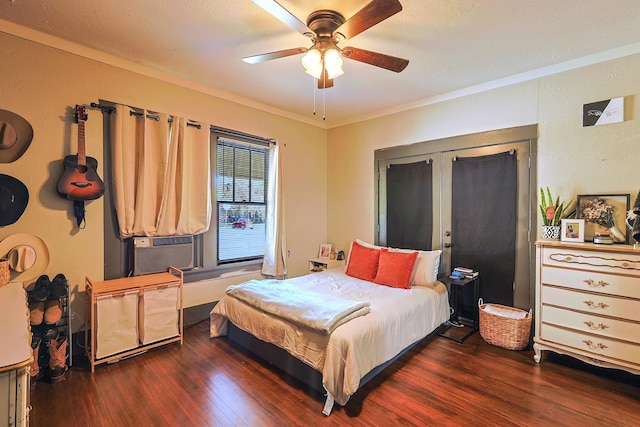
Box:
[561, 219, 585, 242]
[319, 243, 332, 258]
[576, 194, 630, 243]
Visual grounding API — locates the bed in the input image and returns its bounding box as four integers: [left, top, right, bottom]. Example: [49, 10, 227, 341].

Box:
[210, 240, 449, 415]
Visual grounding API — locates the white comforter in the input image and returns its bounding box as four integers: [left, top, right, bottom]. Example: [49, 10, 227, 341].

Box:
[210, 269, 449, 413]
[225, 279, 371, 334]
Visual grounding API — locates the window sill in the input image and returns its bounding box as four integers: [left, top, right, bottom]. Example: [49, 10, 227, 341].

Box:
[183, 261, 262, 283]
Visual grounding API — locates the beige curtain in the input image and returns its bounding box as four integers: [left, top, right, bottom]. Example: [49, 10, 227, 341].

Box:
[261, 142, 287, 277]
[110, 104, 211, 238]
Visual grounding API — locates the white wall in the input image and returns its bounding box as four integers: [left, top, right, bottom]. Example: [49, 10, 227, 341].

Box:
[327, 54, 640, 254]
[0, 32, 328, 331]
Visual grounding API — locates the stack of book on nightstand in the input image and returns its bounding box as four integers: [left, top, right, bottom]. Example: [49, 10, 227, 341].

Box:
[449, 266, 479, 280]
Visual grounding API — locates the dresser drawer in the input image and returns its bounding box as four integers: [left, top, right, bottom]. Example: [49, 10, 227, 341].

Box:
[541, 266, 639, 298]
[541, 305, 640, 344]
[541, 246, 640, 275]
[541, 285, 640, 322]
[540, 323, 640, 366]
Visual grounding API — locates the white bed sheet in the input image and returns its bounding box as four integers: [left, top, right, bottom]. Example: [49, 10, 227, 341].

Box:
[210, 269, 449, 410]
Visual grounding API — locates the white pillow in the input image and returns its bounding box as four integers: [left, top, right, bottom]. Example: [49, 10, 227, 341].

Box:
[389, 247, 441, 286]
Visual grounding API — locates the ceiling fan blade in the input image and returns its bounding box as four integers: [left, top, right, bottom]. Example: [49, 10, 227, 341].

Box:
[243, 47, 308, 64]
[251, 0, 311, 35]
[335, 0, 402, 40]
[342, 46, 409, 72]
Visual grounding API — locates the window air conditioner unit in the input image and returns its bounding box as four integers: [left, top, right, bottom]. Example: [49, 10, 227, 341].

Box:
[133, 235, 194, 276]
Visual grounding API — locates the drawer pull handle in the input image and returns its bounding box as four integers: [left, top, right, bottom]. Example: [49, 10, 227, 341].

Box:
[582, 340, 608, 350]
[583, 321, 609, 330]
[584, 279, 610, 288]
[583, 300, 609, 310]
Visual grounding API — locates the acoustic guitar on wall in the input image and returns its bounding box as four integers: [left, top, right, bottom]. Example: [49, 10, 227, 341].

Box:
[57, 105, 105, 201]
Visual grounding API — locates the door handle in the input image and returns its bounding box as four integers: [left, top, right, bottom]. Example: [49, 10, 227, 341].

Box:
[443, 243, 451, 248]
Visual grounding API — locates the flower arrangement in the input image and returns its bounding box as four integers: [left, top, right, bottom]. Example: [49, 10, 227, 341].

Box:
[581, 197, 625, 242]
[539, 187, 564, 226]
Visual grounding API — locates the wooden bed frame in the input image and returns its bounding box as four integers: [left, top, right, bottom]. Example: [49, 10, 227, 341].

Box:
[227, 321, 436, 399]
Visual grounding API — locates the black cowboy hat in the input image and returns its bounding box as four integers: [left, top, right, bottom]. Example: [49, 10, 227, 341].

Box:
[0, 174, 29, 226]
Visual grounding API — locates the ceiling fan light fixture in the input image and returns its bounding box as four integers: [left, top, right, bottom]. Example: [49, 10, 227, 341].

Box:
[324, 48, 344, 79]
[301, 48, 322, 77]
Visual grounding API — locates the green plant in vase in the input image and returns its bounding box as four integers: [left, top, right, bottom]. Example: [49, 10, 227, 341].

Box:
[539, 187, 564, 239]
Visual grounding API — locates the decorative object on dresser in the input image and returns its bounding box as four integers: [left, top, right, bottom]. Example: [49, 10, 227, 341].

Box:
[560, 218, 584, 243]
[576, 194, 630, 243]
[534, 240, 640, 375]
[539, 187, 564, 239]
[625, 189, 640, 247]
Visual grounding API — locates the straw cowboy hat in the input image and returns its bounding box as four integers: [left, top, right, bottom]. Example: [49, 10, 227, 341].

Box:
[0, 174, 29, 226]
[0, 109, 33, 163]
[0, 233, 49, 282]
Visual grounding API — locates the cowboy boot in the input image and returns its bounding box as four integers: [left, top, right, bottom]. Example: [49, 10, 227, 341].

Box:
[48, 335, 68, 383]
[29, 336, 42, 388]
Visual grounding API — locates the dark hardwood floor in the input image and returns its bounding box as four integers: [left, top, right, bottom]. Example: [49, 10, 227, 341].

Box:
[30, 320, 640, 426]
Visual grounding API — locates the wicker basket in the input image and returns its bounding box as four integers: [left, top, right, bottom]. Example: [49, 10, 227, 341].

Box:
[479, 300, 532, 350]
[0, 258, 9, 287]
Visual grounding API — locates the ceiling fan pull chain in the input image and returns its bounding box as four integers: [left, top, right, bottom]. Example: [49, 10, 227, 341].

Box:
[312, 76, 317, 116]
[323, 73, 326, 120]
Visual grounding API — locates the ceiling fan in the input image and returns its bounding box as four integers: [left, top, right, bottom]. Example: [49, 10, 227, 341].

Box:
[244, 0, 409, 89]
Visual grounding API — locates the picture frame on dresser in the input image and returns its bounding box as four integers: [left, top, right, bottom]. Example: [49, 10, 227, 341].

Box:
[576, 194, 630, 243]
[319, 243, 332, 258]
[560, 219, 584, 242]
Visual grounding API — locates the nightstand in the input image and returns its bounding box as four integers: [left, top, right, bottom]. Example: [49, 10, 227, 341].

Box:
[309, 257, 345, 273]
[438, 275, 480, 343]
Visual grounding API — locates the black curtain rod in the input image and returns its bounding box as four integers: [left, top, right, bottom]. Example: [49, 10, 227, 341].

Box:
[91, 101, 273, 142]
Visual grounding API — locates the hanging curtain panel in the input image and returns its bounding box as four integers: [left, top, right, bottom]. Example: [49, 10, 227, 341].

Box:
[386, 160, 433, 250]
[110, 104, 210, 238]
[261, 142, 287, 278]
[451, 151, 517, 308]
[157, 118, 211, 236]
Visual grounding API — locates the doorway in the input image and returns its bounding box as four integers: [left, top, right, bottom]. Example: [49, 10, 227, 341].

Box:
[375, 125, 536, 310]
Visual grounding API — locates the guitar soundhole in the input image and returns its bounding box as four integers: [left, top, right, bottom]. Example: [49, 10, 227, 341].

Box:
[77, 165, 88, 173]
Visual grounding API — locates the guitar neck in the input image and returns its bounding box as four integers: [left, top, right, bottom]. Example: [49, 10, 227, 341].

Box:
[77, 119, 87, 167]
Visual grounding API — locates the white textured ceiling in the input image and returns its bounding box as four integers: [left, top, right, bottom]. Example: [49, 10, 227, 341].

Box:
[2, 0, 640, 127]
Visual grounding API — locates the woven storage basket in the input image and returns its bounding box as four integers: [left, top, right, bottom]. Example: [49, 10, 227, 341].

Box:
[0, 258, 9, 287]
[479, 300, 532, 350]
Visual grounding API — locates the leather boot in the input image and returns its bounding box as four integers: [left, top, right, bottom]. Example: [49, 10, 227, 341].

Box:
[49, 273, 68, 299]
[48, 336, 68, 383]
[29, 336, 43, 388]
[28, 275, 50, 303]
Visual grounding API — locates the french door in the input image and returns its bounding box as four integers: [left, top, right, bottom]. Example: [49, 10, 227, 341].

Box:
[376, 126, 535, 310]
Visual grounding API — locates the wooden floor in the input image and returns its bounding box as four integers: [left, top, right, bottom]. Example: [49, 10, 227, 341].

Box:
[30, 320, 640, 427]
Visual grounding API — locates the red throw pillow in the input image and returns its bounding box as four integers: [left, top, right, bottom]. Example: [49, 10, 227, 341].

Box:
[345, 241, 381, 281]
[373, 248, 418, 289]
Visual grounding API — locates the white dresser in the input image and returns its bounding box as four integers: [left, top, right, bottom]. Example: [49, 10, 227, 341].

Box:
[0, 282, 32, 427]
[534, 240, 640, 374]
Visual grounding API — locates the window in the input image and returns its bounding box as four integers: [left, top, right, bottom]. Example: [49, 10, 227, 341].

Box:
[201, 132, 270, 268]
